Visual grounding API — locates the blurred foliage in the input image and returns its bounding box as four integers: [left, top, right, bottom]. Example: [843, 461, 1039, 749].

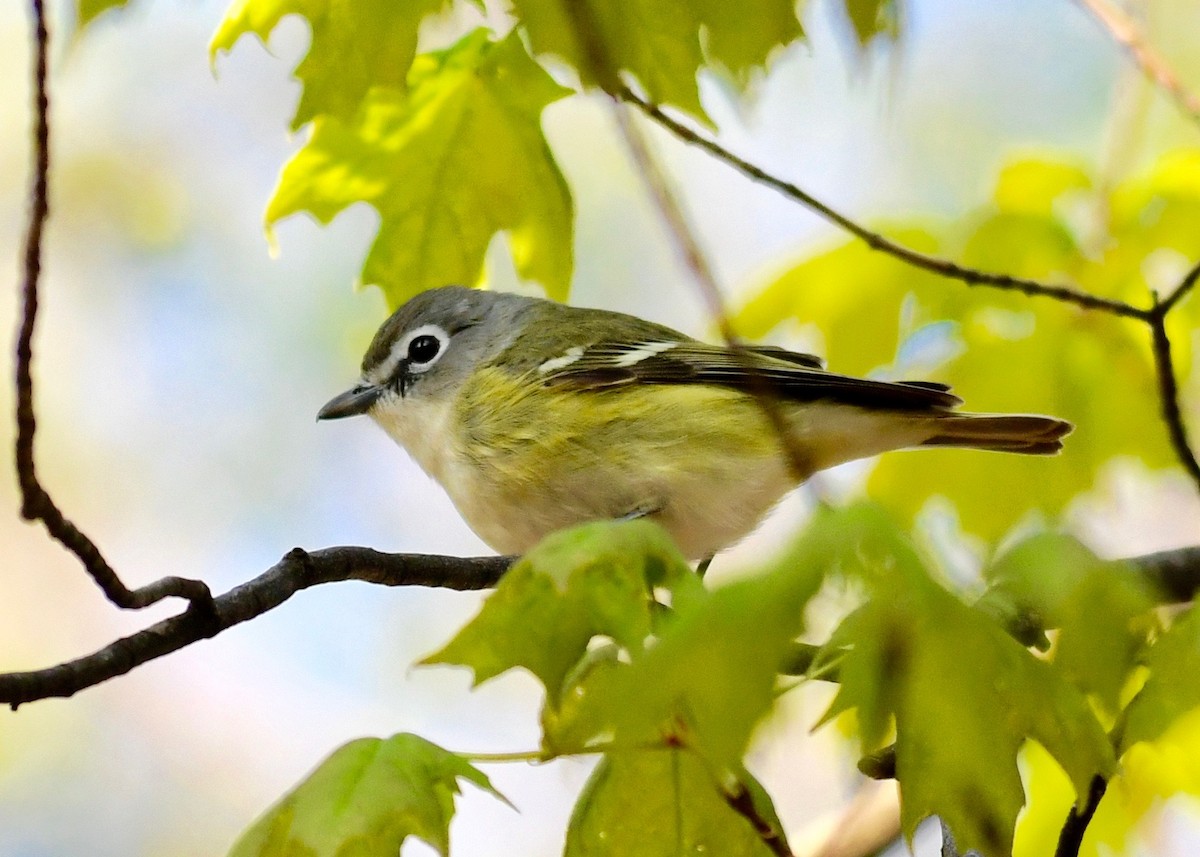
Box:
[228, 509, 1200, 857]
[738, 155, 1200, 539]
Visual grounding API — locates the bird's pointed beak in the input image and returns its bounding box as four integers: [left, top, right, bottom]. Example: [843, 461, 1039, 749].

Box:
[317, 384, 381, 420]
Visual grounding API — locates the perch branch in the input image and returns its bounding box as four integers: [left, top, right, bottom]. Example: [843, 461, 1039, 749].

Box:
[4, 543, 1197, 709]
[14, 0, 211, 611]
[0, 548, 512, 709]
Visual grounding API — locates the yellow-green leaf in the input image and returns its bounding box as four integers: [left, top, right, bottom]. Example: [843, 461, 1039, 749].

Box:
[590, 537, 826, 767]
[1121, 608, 1200, 752]
[211, 0, 447, 129]
[514, 0, 709, 120]
[229, 733, 501, 857]
[77, 0, 131, 28]
[838, 0, 900, 47]
[692, 0, 804, 82]
[423, 519, 700, 699]
[565, 751, 782, 857]
[267, 29, 574, 306]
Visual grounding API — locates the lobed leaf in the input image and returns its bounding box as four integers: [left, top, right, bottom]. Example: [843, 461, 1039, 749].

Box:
[266, 29, 574, 306]
[228, 733, 501, 857]
[423, 519, 700, 700]
[211, 0, 448, 129]
[564, 750, 783, 857]
[586, 539, 827, 767]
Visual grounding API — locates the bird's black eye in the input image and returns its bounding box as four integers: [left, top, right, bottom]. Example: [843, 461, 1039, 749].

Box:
[407, 334, 441, 364]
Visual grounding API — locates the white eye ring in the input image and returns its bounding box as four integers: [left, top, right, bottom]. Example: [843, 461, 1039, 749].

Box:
[395, 324, 450, 374]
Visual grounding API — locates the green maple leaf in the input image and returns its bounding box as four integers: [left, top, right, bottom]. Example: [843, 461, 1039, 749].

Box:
[514, 0, 803, 119]
[423, 519, 701, 700]
[211, 0, 448, 129]
[266, 29, 574, 306]
[229, 733, 502, 857]
[565, 750, 784, 857]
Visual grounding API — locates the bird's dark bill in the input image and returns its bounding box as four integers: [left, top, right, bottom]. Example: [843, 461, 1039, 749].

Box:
[317, 385, 380, 420]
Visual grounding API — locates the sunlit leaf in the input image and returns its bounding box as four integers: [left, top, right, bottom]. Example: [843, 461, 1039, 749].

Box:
[837, 0, 900, 47]
[514, 0, 706, 119]
[229, 733, 501, 857]
[423, 519, 700, 700]
[692, 0, 803, 82]
[77, 0, 131, 28]
[267, 29, 574, 306]
[1121, 607, 1200, 752]
[564, 750, 782, 857]
[590, 535, 827, 766]
[211, 0, 447, 129]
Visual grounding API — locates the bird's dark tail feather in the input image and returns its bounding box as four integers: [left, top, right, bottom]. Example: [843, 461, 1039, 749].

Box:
[922, 414, 1073, 455]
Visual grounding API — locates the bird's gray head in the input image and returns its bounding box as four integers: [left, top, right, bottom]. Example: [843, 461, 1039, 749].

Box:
[317, 285, 534, 420]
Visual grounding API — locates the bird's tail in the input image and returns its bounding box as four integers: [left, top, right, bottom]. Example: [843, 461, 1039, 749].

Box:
[920, 413, 1073, 455]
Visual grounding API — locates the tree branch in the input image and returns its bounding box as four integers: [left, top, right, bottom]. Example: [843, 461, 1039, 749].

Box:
[0, 548, 512, 709]
[621, 89, 1148, 320]
[723, 779, 795, 857]
[14, 0, 212, 612]
[1148, 272, 1200, 492]
[1074, 0, 1200, 127]
[1054, 775, 1107, 857]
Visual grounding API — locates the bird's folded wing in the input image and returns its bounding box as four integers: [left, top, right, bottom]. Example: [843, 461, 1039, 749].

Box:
[539, 340, 962, 411]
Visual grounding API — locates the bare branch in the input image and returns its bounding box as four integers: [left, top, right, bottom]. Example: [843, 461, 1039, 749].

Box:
[1074, 0, 1200, 127]
[1147, 268, 1200, 491]
[0, 548, 512, 709]
[723, 779, 795, 857]
[622, 90, 1149, 320]
[1054, 775, 1107, 857]
[14, 0, 211, 612]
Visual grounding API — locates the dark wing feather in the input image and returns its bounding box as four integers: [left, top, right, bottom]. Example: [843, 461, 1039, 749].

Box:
[540, 340, 962, 411]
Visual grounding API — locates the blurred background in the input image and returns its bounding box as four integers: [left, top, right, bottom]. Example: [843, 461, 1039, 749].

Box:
[1, 0, 1198, 855]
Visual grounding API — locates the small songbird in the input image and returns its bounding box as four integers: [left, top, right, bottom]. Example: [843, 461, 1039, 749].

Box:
[318, 286, 1070, 559]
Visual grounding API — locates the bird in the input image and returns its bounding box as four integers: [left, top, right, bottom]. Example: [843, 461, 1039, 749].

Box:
[318, 286, 1071, 560]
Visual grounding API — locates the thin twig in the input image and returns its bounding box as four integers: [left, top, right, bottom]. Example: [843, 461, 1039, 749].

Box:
[1054, 775, 1107, 857]
[1159, 257, 1200, 315]
[622, 90, 1149, 320]
[0, 547, 513, 708]
[723, 780, 795, 857]
[14, 0, 211, 611]
[1074, 0, 1200, 127]
[1147, 272, 1200, 492]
